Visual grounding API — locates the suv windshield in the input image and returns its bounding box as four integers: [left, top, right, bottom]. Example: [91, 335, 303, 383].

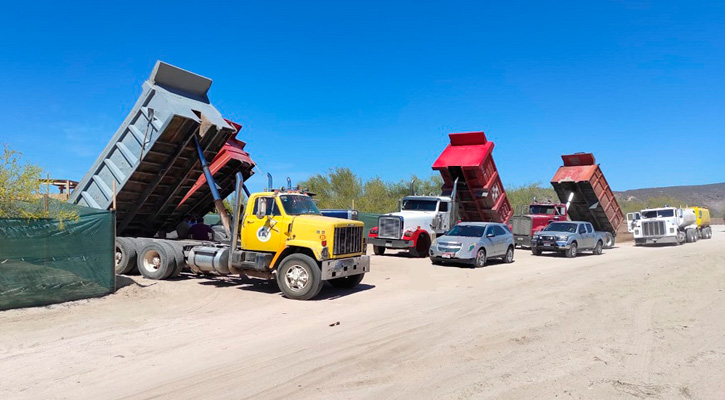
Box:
[529, 205, 557, 215]
[279, 195, 321, 215]
[543, 222, 578, 233]
[445, 225, 486, 237]
[402, 199, 437, 211]
[642, 209, 674, 218]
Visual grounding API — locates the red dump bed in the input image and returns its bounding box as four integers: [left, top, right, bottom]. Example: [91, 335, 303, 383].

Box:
[550, 153, 623, 235]
[178, 120, 255, 219]
[432, 131, 513, 223]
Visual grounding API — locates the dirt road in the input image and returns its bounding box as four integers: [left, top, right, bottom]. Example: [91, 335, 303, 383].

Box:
[2, 228, 724, 399]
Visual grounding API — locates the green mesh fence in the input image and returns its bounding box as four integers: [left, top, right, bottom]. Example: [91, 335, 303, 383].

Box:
[0, 204, 115, 310]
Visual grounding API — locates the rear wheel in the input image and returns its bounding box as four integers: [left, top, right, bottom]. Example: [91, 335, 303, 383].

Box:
[114, 237, 136, 275]
[503, 246, 514, 263]
[328, 273, 364, 289]
[566, 242, 578, 258]
[604, 232, 615, 249]
[373, 246, 386, 256]
[137, 241, 175, 280]
[474, 248, 487, 268]
[593, 240, 603, 255]
[410, 234, 431, 258]
[276, 254, 323, 300]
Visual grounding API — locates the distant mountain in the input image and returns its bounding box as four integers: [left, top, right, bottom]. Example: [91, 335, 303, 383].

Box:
[615, 182, 725, 217]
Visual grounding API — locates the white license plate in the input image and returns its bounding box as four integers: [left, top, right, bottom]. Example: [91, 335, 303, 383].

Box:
[543, 243, 553, 247]
[385, 242, 393, 247]
[442, 253, 453, 259]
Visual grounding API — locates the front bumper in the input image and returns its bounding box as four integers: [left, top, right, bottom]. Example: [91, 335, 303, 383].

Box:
[531, 240, 570, 251]
[430, 256, 474, 265]
[368, 237, 413, 249]
[321, 255, 370, 280]
[635, 236, 678, 245]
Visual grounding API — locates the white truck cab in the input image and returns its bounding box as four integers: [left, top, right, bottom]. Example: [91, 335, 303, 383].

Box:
[631, 207, 697, 245]
[368, 195, 453, 257]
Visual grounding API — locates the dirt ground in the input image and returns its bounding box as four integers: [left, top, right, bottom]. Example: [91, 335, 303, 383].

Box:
[2, 228, 724, 400]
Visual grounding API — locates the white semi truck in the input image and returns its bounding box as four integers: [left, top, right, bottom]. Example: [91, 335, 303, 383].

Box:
[627, 206, 713, 246]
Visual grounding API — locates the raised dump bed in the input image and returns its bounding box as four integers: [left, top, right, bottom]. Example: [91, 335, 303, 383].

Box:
[178, 120, 255, 219]
[432, 131, 513, 223]
[550, 153, 624, 237]
[68, 61, 237, 237]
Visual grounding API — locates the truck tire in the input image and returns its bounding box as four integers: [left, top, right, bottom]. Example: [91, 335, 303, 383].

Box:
[137, 242, 175, 280]
[686, 229, 694, 243]
[604, 232, 615, 249]
[566, 242, 578, 258]
[163, 242, 186, 278]
[410, 234, 431, 258]
[114, 237, 137, 275]
[593, 240, 603, 255]
[328, 273, 364, 289]
[276, 254, 323, 300]
[158, 242, 181, 279]
[373, 246, 386, 256]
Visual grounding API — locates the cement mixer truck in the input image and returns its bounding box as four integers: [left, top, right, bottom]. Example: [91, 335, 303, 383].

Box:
[628, 206, 713, 246]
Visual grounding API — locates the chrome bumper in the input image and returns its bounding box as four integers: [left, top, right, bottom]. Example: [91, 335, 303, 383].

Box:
[367, 237, 413, 249]
[321, 255, 370, 280]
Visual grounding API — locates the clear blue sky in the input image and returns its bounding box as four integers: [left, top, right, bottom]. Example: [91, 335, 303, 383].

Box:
[1, 1, 723, 194]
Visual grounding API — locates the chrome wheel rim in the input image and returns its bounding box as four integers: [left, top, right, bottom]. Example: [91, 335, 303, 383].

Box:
[476, 250, 486, 267]
[506, 248, 513, 262]
[115, 249, 123, 266]
[285, 265, 309, 291]
[571, 244, 577, 256]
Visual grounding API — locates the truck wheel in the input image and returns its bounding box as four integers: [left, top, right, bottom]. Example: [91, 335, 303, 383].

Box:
[410, 235, 431, 258]
[566, 242, 578, 258]
[474, 248, 487, 267]
[328, 273, 364, 289]
[685, 229, 693, 243]
[137, 242, 175, 280]
[373, 246, 386, 256]
[158, 242, 182, 279]
[604, 232, 615, 249]
[503, 246, 514, 263]
[531, 248, 541, 256]
[114, 237, 137, 275]
[163, 242, 186, 278]
[276, 254, 323, 300]
[593, 241, 603, 255]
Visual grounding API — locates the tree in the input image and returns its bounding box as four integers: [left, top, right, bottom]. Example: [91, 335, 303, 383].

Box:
[0, 144, 77, 225]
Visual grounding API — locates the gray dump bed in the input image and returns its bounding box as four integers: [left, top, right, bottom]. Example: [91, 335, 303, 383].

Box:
[68, 61, 235, 237]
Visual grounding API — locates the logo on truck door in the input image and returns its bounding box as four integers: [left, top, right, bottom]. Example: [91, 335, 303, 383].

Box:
[257, 226, 272, 242]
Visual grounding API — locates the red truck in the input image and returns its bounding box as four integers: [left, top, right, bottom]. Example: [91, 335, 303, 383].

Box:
[510, 201, 568, 248]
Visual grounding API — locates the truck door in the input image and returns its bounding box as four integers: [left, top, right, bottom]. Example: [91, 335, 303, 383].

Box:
[438, 201, 451, 233]
[242, 196, 283, 253]
[626, 212, 640, 233]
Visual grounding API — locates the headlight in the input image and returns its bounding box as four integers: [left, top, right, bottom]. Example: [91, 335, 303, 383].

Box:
[556, 235, 568, 241]
[321, 247, 330, 260]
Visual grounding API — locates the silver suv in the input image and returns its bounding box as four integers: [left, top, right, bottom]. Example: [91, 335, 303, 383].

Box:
[429, 222, 515, 268]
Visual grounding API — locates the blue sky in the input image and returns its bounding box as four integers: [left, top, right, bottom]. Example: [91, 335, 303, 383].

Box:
[1, 1, 723, 194]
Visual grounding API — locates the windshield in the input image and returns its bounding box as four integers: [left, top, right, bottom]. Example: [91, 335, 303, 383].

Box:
[402, 199, 437, 211]
[279, 195, 321, 215]
[445, 225, 486, 238]
[642, 209, 674, 218]
[529, 205, 557, 215]
[543, 222, 577, 233]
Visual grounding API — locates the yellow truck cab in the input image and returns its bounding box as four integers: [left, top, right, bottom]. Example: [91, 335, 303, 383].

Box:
[233, 189, 369, 300]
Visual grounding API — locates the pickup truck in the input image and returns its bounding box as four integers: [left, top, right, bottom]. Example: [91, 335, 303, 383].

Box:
[530, 221, 605, 258]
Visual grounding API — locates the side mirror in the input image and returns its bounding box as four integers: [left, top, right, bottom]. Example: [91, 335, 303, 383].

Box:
[486, 233, 495, 238]
[256, 199, 267, 219]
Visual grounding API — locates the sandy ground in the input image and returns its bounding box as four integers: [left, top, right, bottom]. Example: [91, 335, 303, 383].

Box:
[1, 228, 725, 400]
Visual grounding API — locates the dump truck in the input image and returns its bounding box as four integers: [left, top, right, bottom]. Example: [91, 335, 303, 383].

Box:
[69, 61, 369, 300]
[510, 201, 568, 248]
[549, 153, 623, 248]
[368, 131, 513, 257]
[627, 206, 712, 245]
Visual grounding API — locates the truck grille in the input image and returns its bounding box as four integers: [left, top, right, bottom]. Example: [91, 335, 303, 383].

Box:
[378, 216, 402, 239]
[642, 221, 666, 237]
[333, 226, 364, 255]
[511, 216, 533, 236]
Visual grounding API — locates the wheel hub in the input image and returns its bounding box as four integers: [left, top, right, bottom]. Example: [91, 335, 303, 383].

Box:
[285, 265, 309, 291]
